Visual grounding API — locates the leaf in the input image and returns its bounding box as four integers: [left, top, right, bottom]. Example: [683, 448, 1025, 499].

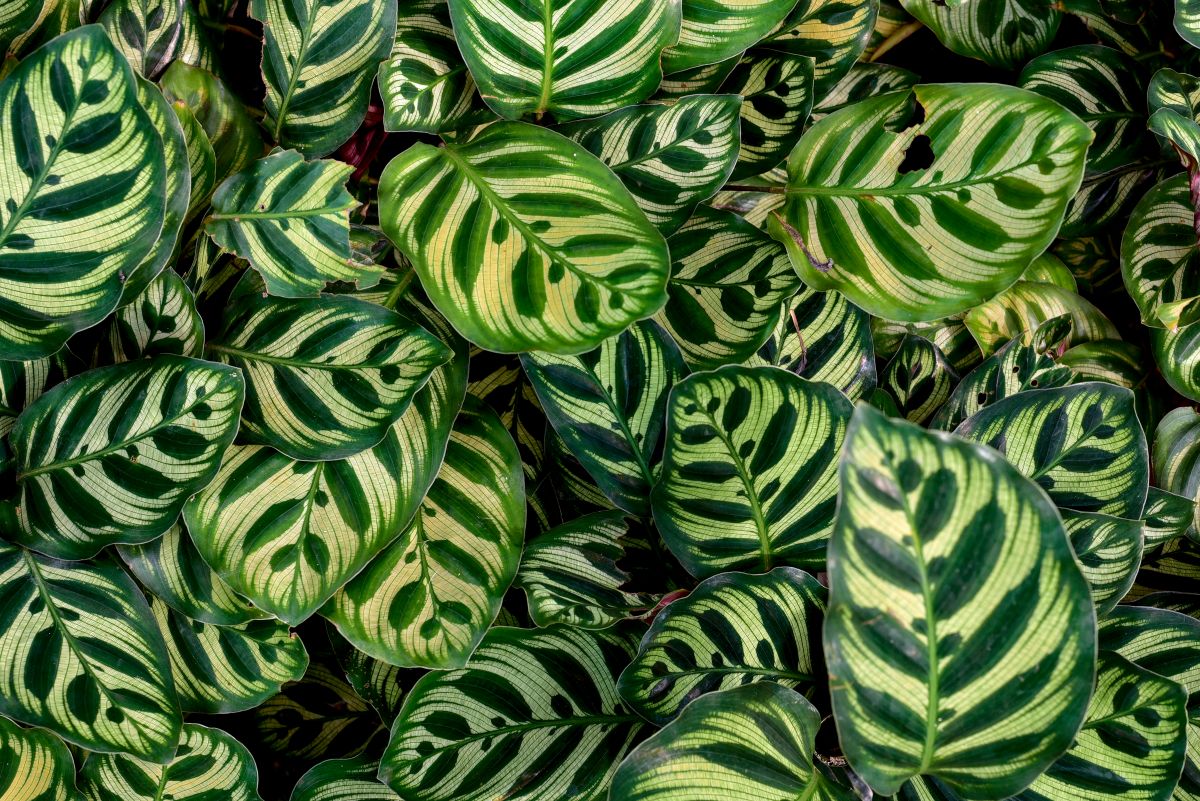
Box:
[0, 715, 78, 801]
[1153, 407, 1200, 518]
[0, 542, 181, 762]
[1151, 323, 1200, 401]
[610, 682, 852, 801]
[0, 25, 167, 360]
[379, 121, 670, 353]
[516, 510, 658, 630]
[206, 150, 375, 298]
[171, 100, 218, 225]
[446, 0, 680, 121]
[0, 356, 69, 439]
[723, 49, 815, 180]
[901, 0, 1060, 69]
[874, 316, 983, 375]
[657, 57, 738, 99]
[826, 405, 1095, 797]
[657, 206, 798, 369]
[378, 0, 491, 134]
[880, 334, 958, 425]
[963, 281, 1119, 356]
[1180, 0, 1200, 49]
[324, 398, 525, 669]
[770, 84, 1092, 322]
[1061, 510, 1142, 615]
[159, 61, 263, 180]
[1143, 487, 1196, 548]
[291, 757, 400, 801]
[209, 277, 450, 460]
[1122, 174, 1200, 330]
[253, 0, 397, 156]
[118, 522, 267, 626]
[761, 0, 878, 100]
[10, 356, 244, 560]
[522, 320, 686, 516]
[98, 269, 205, 363]
[558, 94, 742, 235]
[78, 724, 262, 801]
[98, 0, 184, 78]
[661, 0, 798, 74]
[378, 624, 644, 801]
[810, 61, 919, 124]
[652, 365, 853, 577]
[152, 597, 308, 714]
[617, 567, 826, 724]
[954, 382, 1149, 518]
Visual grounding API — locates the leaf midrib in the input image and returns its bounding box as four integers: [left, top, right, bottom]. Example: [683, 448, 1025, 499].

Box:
[702, 409, 774, 570]
[398, 712, 640, 760]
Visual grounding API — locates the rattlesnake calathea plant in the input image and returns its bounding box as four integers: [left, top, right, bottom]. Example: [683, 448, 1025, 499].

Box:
[11, 1, 1200, 800]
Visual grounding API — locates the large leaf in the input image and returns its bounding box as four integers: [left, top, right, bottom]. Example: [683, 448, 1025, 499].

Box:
[826, 405, 1095, 797]
[0, 25, 166, 360]
[723, 49, 815, 180]
[379, 121, 670, 354]
[253, 0, 396, 156]
[610, 682, 852, 801]
[522, 320, 686, 516]
[0, 356, 68, 439]
[323, 398, 525, 669]
[78, 723, 262, 801]
[1181, 0, 1200, 48]
[658, 206, 798, 369]
[1061, 510, 1142, 615]
[292, 757, 399, 801]
[378, 624, 643, 801]
[652, 365, 852, 577]
[1122, 174, 1200, 330]
[0, 542, 181, 762]
[901, 0, 1060, 69]
[761, 0, 877, 100]
[1152, 323, 1200, 402]
[0, 715, 77, 801]
[97, 0, 184, 78]
[446, 0, 680, 121]
[206, 150, 373, 298]
[954, 382, 1149, 518]
[770, 84, 1092, 322]
[662, 0, 797, 74]
[1153, 407, 1200, 529]
[10, 356, 243, 560]
[208, 277, 450, 460]
[558, 94, 742, 235]
[159, 61, 263, 181]
[962, 281, 1119, 356]
[617, 567, 825, 724]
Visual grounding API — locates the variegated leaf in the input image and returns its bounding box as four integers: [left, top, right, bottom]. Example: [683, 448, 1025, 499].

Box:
[97, 0, 183, 78]
[901, 0, 1060, 69]
[1122, 174, 1200, 330]
[662, 0, 798, 74]
[0, 716, 77, 801]
[723, 49, 815, 180]
[762, 0, 877, 100]
[880, 334, 957, 425]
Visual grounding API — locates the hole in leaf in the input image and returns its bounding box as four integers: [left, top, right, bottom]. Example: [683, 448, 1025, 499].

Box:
[898, 134, 935, 174]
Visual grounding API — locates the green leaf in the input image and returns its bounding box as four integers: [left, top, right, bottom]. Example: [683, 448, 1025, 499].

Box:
[1179, 0, 1200, 49]
[1143, 486, 1196, 548]
[446, 0, 680, 121]
[379, 121, 671, 354]
[171, 99, 218, 226]
[0, 541, 181, 762]
[901, 0, 1060, 69]
[97, 0, 184, 78]
[1148, 67, 1200, 120]
[0, 25, 167, 360]
[1153, 407, 1200, 520]
[379, 624, 643, 801]
[770, 84, 1092, 322]
[159, 61, 264, 181]
[206, 150, 376, 298]
[610, 682, 852, 801]
[954, 382, 1149, 518]
[1061, 510, 1142, 615]
[98, 270, 205, 363]
[880, 334, 958, 425]
[252, 0, 397, 156]
[656, 57, 737, 99]
[761, 0, 878, 100]
[117, 522, 267, 626]
[653, 366, 853, 577]
[0, 715, 78, 801]
[79, 724, 262, 801]
[152, 597, 308, 714]
[10, 356, 244, 560]
[209, 277, 450, 460]
[963, 281, 1119, 356]
[292, 757, 400, 801]
[1151, 323, 1200, 401]
[723, 49, 815, 180]
[657, 206, 798, 369]
[0, 0, 51, 59]
[826, 405, 1095, 797]
[324, 398, 525, 669]
[522, 320, 686, 516]
[810, 61, 919, 124]
[617, 567, 826, 724]
[1122, 174, 1200, 330]
[874, 316, 984, 375]
[516, 510, 658, 630]
[0, 356, 69, 439]
[662, 0, 798, 74]
[1133, 537, 1200, 599]
[558, 94, 742, 235]
[378, 0, 491, 134]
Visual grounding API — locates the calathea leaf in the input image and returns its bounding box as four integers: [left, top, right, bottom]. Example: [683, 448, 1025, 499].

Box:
[252, 0, 397, 156]
[617, 567, 826, 725]
[97, 0, 184, 78]
[954, 382, 1149, 518]
[446, 0, 680, 121]
[91, 269, 205, 364]
[880, 334, 958, 426]
[1122, 174, 1200, 330]
[1022, 253, 1078, 291]
[0, 25, 167, 360]
[324, 398, 525, 669]
[810, 61, 919, 124]
[901, 0, 1060, 69]
[516, 510, 659, 630]
[0, 0, 51, 60]
[1153, 406, 1200, 524]
[962, 281, 1118, 356]
[78, 723, 263, 801]
[0, 541, 181, 762]
[761, 0, 877, 101]
[0, 356, 69, 439]
[1142, 486, 1196, 548]
[611, 682, 852, 801]
[291, 757, 400, 801]
[874, 316, 983, 375]
[379, 121, 670, 354]
[770, 84, 1092, 322]
[1151, 323, 1200, 402]
[0, 715, 78, 801]
[1061, 510, 1142, 615]
[522, 320, 686, 516]
[171, 100, 218, 225]
[159, 61, 264, 181]
[206, 150, 376, 298]
[662, 0, 797, 74]
[658, 206, 798, 370]
[557, 94, 742, 235]
[656, 57, 738, 99]
[208, 274, 450, 460]
[653, 365, 852, 577]
[328, 626, 413, 721]
[723, 49, 815, 180]
[10, 355, 244, 560]
[826, 405, 1095, 797]
[1180, 0, 1200, 48]
[379, 624, 644, 801]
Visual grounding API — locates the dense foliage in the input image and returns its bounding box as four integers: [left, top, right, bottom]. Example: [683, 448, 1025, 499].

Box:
[3, 0, 1200, 799]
